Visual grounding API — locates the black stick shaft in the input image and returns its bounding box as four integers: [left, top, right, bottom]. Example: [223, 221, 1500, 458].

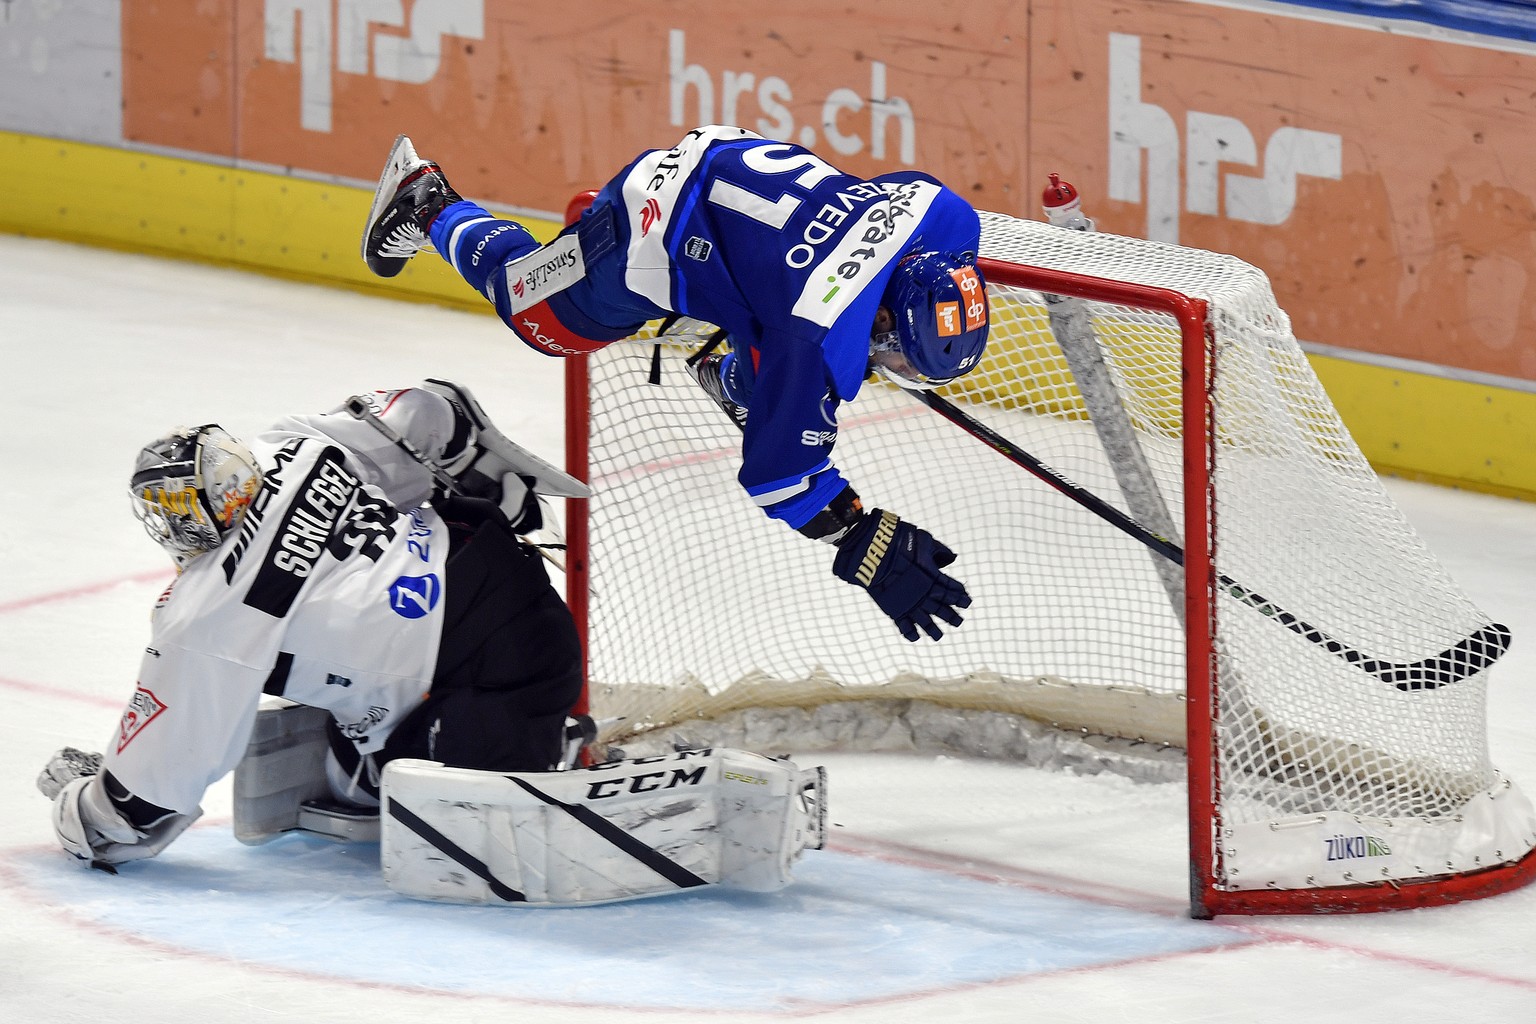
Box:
[912, 390, 1508, 691]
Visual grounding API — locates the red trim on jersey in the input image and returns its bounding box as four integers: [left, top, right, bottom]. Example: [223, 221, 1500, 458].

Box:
[507, 300, 610, 357]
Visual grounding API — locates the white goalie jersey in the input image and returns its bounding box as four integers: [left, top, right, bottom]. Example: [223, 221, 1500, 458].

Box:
[104, 388, 466, 818]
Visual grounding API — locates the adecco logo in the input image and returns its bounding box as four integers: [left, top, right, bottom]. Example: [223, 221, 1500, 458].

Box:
[668, 29, 916, 164]
[264, 0, 485, 132]
[1108, 33, 1342, 243]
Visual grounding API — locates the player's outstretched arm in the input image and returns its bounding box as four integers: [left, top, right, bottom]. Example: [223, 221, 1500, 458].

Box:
[831, 508, 972, 641]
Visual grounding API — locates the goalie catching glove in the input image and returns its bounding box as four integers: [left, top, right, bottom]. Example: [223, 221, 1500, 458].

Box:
[832, 508, 971, 642]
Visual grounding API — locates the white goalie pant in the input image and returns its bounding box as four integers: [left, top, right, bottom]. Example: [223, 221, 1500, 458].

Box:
[381, 748, 827, 907]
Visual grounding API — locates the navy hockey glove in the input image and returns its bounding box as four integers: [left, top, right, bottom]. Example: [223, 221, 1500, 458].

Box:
[832, 509, 971, 641]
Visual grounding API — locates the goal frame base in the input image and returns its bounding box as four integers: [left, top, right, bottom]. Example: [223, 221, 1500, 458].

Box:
[1196, 848, 1536, 917]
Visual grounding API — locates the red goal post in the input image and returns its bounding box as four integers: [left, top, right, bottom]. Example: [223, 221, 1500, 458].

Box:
[562, 201, 1536, 917]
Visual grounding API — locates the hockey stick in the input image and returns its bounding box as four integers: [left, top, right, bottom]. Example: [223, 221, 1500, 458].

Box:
[911, 389, 1510, 691]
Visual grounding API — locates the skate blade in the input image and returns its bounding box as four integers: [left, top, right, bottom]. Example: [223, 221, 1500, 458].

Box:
[361, 133, 428, 276]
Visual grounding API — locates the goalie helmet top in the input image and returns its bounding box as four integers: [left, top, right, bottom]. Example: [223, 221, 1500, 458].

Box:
[872, 251, 990, 390]
[130, 425, 262, 569]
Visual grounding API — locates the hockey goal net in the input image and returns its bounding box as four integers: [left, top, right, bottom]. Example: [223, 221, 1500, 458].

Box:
[562, 207, 1536, 916]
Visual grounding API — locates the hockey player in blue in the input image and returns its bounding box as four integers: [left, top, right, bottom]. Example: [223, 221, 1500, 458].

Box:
[362, 125, 990, 642]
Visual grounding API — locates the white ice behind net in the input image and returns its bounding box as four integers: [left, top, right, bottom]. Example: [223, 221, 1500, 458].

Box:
[578, 211, 1533, 878]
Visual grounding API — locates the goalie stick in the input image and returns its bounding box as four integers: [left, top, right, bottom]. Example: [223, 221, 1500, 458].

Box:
[910, 389, 1510, 691]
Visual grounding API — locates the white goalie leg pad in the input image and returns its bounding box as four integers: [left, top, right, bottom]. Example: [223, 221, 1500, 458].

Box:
[232, 699, 340, 844]
[380, 748, 826, 907]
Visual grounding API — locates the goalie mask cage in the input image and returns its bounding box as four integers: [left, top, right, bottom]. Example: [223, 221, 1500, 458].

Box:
[562, 207, 1536, 917]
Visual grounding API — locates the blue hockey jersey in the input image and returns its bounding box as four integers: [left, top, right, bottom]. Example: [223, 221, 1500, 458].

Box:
[431, 125, 982, 529]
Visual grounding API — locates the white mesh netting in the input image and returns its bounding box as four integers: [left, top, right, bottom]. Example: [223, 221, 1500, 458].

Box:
[573, 210, 1535, 893]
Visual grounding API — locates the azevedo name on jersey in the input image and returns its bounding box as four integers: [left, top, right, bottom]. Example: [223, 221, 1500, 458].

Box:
[808, 179, 929, 299]
[782, 179, 892, 270]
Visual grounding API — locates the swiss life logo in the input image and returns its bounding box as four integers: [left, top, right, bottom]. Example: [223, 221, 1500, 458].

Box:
[641, 198, 664, 236]
[1108, 33, 1342, 243]
[263, 0, 485, 132]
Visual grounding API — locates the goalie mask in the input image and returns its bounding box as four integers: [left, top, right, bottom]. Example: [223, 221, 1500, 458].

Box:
[130, 425, 262, 569]
[871, 251, 990, 390]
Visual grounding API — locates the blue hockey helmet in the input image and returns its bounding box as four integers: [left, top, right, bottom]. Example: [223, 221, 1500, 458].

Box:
[871, 252, 990, 390]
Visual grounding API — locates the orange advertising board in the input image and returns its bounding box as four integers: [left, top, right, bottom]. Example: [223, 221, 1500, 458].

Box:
[1030, 1, 1536, 382]
[124, 1, 1027, 212]
[121, 0, 1536, 382]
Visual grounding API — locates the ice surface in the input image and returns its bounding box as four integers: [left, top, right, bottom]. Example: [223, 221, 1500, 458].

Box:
[2, 236, 1534, 1023]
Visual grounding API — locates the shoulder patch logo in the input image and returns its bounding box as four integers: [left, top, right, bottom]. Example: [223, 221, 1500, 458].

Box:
[388, 573, 441, 619]
[117, 686, 167, 754]
[641, 198, 664, 236]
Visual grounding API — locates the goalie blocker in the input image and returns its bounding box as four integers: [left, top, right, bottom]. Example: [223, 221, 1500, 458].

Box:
[382, 749, 826, 907]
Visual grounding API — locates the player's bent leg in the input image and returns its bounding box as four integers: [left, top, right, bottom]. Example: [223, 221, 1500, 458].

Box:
[380, 749, 827, 907]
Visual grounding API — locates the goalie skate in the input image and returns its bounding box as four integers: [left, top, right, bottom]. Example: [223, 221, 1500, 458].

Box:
[361, 134, 463, 278]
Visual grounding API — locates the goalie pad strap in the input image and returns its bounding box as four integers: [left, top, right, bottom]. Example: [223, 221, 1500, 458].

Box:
[387, 798, 526, 903]
[506, 775, 711, 890]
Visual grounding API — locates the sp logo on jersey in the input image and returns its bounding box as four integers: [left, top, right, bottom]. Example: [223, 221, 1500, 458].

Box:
[388, 573, 441, 619]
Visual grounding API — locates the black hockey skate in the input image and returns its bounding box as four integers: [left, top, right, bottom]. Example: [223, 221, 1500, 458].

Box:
[688, 353, 750, 431]
[361, 134, 464, 278]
